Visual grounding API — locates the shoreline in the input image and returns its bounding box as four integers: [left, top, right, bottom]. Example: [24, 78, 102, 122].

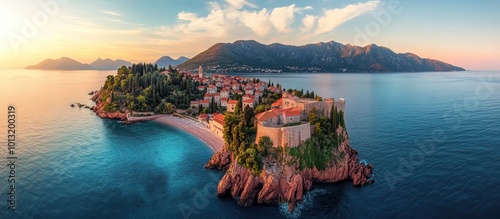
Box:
[148, 115, 224, 152]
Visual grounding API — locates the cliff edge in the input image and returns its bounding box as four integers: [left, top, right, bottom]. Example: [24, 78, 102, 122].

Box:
[92, 91, 127, 120]
[205, 126, 373, 212]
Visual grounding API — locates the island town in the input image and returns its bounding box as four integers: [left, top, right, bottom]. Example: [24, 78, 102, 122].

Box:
[189, 66, 346, 150]
[90, 63, 373, 212]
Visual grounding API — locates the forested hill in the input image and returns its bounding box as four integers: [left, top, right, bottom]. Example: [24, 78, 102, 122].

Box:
[97, 63, 203, 114]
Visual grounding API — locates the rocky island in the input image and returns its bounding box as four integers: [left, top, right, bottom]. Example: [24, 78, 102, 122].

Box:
[91, 63, 374, 212]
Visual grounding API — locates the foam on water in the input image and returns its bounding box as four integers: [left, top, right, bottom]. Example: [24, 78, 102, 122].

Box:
[279, 189, 328, 219]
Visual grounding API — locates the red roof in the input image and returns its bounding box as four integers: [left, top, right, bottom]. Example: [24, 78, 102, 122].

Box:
[199, 114, 208, 119]
[228, 100, 238, 105]
[284, 110, 301, 117]
[213, 114, 225, 125]
[255, 109, 280, 122]
[221, 98, 228, 101]
[243, 99, 254, 103]
[200, 100, 210, 104]
[243, 94, 255, 99]
[271, 98, 282, 107]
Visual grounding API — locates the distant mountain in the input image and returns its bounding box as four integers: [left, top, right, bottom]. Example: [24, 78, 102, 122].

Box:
[155, 56, 189, 68]
[26, 57, 94, 70]
[177, 40, 465, 72]
[90, 58, 131, 70]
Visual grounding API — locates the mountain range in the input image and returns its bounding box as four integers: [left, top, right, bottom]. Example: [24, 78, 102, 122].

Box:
[90, 58, 132, 70]
[26, 55, 190, 70]
[25, 57, 95, 70]
[26, 57, 131, 70]
[154, 56, 189, 68]
[26, 40, 464, 72]
[177, 40, 465, 72]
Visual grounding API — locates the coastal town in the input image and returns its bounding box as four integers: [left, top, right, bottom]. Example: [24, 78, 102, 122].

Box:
[90, 64, 373, 212]
[183, 66, 346, 150]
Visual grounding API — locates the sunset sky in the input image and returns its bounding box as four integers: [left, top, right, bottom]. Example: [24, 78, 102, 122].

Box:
[0, 0, 499, 70]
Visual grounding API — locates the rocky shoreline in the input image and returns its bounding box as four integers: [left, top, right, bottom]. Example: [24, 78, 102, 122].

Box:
[205, 126, 373, 212]
[91, 91, 128, 120]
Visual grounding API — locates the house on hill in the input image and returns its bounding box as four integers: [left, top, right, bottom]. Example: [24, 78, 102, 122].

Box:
[209, 113, 225, 138]
[227, 100, 238, 113]
[255, 108, 310, 148]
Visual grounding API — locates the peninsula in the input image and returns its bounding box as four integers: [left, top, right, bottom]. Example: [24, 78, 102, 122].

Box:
[91, 64, 374, 212]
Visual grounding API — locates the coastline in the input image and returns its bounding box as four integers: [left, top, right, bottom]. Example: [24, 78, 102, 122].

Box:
[151, 115, 224, 152]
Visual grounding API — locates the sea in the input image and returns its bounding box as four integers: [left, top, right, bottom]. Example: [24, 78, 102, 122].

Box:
[0, 69, 499, 219]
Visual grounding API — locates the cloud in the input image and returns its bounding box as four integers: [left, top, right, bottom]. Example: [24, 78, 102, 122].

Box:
[315, 0, 380, 35]
[101, 9, 122, 17]
[226, 0, 257, 9]
[35, 1, 384, 67]
[178, 11, 198, 21]
[270, 4, 297, 32]
[301, 15, 317, 32]
[239, 8, 272, 36]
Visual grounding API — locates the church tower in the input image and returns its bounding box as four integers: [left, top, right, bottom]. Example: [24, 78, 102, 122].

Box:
[198, 66, 203, 78]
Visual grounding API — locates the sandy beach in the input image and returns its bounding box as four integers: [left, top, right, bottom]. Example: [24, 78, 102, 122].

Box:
[151, 115, 225, 152]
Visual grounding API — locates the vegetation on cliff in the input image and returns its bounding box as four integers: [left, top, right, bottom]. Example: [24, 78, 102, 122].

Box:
[223, 94, 347, 174]
[98, 64, 203, 114]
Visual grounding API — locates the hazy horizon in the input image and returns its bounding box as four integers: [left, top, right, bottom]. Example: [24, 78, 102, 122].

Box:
[1, 0, 499, 70]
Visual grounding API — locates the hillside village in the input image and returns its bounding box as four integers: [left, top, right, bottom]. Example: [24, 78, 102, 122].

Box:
[187, 66, 346, 149]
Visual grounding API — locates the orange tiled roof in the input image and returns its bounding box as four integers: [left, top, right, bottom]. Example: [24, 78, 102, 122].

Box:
[213, 114, 225, 125]
[255, 109, 280, 122]
[284, 110, 301, 117]
[271, 98, 282, 107]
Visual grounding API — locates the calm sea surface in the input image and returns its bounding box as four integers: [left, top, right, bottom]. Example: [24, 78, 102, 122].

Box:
[0, 69, 499, 218]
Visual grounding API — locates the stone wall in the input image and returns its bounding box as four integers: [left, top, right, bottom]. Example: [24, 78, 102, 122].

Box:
[255, 123, 311, 148]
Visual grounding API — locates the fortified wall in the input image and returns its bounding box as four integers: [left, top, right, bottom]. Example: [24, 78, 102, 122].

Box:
[255, 123, 311, 148]
[282, 97, 346, 120]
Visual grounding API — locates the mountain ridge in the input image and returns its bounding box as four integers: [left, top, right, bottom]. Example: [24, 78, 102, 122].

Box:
[90, 58, 132, 70]
[26, 57, 132, 70]
[154, 56, 189, 68]
[177, 40, 465, 72]
[25, 57, 94, 70]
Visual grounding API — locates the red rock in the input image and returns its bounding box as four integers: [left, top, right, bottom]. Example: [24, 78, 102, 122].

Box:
[207, 126, 374, 212]
[205, 150, 232, 170]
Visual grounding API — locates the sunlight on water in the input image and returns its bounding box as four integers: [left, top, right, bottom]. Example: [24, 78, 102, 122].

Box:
[1, 70, 500, 218]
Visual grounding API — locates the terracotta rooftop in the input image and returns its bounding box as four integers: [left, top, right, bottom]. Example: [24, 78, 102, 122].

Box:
[271, 98, 283, 107]
[255, 109, 280, 122]
[283, 110, 301, 117]
[213, 114, 225, 125]
[228, 100, 238, 104]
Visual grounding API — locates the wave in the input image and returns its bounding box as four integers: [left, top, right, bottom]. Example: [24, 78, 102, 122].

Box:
[279, 188, 328, 219]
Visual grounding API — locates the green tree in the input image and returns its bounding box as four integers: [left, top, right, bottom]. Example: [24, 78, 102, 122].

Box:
[257, 136, 273, 156]
[237, 148, 262, 175]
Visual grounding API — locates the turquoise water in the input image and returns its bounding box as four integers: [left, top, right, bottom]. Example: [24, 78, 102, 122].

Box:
[1, 70, 499, 218]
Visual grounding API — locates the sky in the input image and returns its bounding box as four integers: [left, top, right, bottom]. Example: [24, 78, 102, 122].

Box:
[0, 0, 499, 70]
